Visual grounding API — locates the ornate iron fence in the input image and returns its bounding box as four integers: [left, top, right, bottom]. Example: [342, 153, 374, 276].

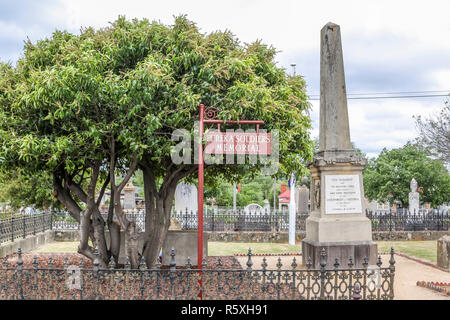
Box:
[366, 209, 449, 232]
[0, 247, 396, 300]
[0, 208, 447, 239]
[0, 213, 52, 244]
[171, 208, 309, 232]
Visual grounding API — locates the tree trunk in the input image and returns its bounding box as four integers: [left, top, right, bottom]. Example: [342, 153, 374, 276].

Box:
[141, 164, 178, 268]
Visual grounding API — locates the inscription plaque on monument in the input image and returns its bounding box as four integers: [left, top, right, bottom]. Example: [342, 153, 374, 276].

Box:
[325, 175, 362, 214]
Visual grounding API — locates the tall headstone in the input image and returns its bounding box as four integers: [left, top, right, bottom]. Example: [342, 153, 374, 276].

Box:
[123, 181, 136, 210]
[174, 183, 198, 214]
[408, 178, 420, 214]
[296, 177, 309, 215]
[302, 22, 377, 269]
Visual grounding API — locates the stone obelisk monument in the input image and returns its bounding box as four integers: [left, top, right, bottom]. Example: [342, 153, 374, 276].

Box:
[302, 22, 377, 268]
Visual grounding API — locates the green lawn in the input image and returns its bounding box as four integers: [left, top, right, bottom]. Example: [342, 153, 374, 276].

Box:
[208, 242, 301, 256]
[31, 240, 438, 263]
[377, 240, 437, 263]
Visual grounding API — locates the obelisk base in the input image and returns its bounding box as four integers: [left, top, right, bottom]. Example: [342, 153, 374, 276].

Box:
[302, 239, 378, 269]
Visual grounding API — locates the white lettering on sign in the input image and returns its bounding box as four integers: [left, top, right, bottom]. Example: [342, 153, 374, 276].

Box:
[325, 175, 362, 214]
[204, 132, 271, 155]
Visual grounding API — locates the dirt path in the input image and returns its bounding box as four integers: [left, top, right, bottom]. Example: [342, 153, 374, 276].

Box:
[235, 254, 450, 300]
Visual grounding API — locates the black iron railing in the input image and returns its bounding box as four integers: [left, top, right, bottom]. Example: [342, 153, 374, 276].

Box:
[0, 207, 447, 242]
[0, 247, 396, 300]
[0, 213, 52, 244]
[366, 209, 449, 232]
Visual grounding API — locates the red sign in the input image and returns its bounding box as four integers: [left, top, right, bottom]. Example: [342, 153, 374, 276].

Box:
[205, 132, 271, 155]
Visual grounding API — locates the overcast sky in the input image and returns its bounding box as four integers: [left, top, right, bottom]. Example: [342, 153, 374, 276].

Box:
[1, 0, 449, 158]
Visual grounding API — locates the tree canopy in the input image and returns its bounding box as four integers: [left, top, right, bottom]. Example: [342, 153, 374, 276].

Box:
[363, 142, 450, 207]
[0, 15, 313, 267]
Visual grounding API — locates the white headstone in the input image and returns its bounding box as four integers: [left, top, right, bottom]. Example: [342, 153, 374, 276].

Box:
[174, 183, 198, 214]
[123, 181, 136, 210]
[408, 178, 420, 214]
[244, 203, 263, 215]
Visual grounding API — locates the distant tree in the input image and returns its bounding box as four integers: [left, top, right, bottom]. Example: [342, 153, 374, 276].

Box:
[414, 100, 450, 165]
[0, 170, 58, 210]
[363, 142, 450, 207]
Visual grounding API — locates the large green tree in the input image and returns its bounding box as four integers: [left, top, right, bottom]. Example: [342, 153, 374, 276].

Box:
[0, 16, 313, 267]
[363, 142, 450, 207]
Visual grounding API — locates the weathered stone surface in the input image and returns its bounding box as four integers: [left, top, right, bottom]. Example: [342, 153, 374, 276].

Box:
[0, 230, 54, 258]
[168, 218, 183, 231]
[318, 22, 352, 154]
[302, 239, 378, 269]
[408, 178, 420, 214]
[437, 235, 450, 271]
[123, 181, 136, 210]
[303, 23, 376, 268]
[174, 183, 198, 214]
[162, 231, 208, 266]
[296, 185, 309, 214]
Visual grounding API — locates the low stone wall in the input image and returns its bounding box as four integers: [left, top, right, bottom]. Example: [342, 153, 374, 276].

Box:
[372, 230, 450, 241]
[207, 232, 306, 243]
[0, 230, 54, 257]
[3, 229, 449, 259]
[53, 230, 80, 242]
[207, 230, 450, 243]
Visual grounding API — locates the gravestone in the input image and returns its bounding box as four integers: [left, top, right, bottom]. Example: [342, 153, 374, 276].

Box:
[123, 181, 136, 210]
[302, 22, 377, 269]
[296, 177, 309, 215]
[408, 178, 420, 214]
[174, 183, 198, 214]
[244, 203, 263, 215]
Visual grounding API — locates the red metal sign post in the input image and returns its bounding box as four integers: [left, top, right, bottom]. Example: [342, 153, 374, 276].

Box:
[197, 104, 205, 268]
[197, 104, 267, 267]
[196, 104, 269, 298]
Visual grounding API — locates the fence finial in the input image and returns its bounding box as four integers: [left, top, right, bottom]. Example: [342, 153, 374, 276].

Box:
[389, 247, 396, 270]
[93, 248, 100, 271]
[231, 257, 238, 269]
[63, 256, 69, 269]
[291, 257, 298, 270]
[348, 257, 354, 269]
[186, 257, 192, 269]
[246, 248, 253, 270]
[16, 247, 23, 269]
[139, 256, 147, 270]
[170, 248, 176, 270]
[2, 256, 8, 269]
[201, 257, 207, 269]
[109, 256, 116, 269]
[32, 255, 39, 269]
[319, 248, 327, 269]
[377, 256, 383, 268]
[306, 257, 313, 269]
[262, 257, 268, 271]
[334, 258, 340, 270]
[362, 257, 369, 269]
[276, 257, 283, 270]
[48, 255, 54, 269]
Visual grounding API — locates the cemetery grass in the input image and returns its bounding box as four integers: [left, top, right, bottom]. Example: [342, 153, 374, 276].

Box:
[32, 240, 438, 263]
[377, 240, 437, 263]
